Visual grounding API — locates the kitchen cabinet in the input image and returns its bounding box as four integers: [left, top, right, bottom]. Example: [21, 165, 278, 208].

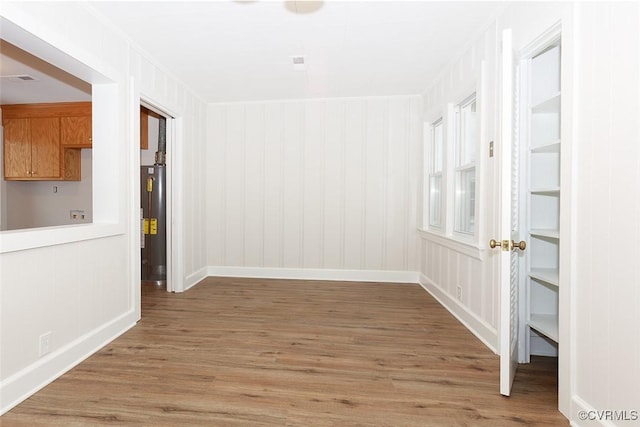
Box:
[3, 117, 61, 179]
[2, 102, 91, 181]
[61, 115, 92, 148]
[140, 106, 149, 150]
[140, 105, 161, 150]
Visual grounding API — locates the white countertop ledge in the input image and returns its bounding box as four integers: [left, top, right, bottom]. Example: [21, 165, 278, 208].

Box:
[0, 222, 125, 254]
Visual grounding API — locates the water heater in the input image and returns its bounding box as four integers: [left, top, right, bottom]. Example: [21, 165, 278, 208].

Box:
[141, 164, 166, 285]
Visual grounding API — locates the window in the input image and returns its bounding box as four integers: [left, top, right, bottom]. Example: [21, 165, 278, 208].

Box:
[427, 118, 444, 228]
[454, 95, 477, 234]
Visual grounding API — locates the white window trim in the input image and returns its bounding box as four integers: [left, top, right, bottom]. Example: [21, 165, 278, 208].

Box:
[420, 61, 486, 247]
[425, 117, 445, 231]
[451, 91, 480, 242]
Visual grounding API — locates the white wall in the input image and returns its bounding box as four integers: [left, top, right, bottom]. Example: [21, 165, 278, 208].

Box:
[4, 149, 93, 230]
[0, 1, 133, 414]
[0, 1, 207, 414]
[206, 96, 421, 279]
[419, 21, 500, 350]
[570, 2, 640, 424]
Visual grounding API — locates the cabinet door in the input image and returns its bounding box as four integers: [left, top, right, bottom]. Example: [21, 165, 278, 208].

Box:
[30, 117, 60, 179]
[60, 116, 92, 147]
[140, 107, 149, 149]
[3, 118, 31, 178]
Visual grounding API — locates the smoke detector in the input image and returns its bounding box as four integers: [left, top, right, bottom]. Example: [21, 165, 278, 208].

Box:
[291, 56, 306, 71]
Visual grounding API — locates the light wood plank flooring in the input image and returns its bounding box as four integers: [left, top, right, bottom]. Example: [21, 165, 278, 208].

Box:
[2, 277, 568, 426]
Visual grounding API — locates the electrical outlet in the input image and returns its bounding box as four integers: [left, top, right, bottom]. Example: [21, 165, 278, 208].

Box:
[39, 332, 52, 357]
[70, 210, 85, 220]
[456, 286, 462, 301]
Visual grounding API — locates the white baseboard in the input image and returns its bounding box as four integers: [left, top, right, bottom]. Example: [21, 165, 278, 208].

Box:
[0, 310, 137, 416]
[206, 266, 420, 284]
[184, 266, 209, 291]
[570, 395, 639, 427]
[418, 273, 498, 353]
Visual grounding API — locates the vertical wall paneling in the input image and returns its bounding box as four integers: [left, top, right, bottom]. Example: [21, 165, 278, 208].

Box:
[343, 99, 366, 270]
[207, 96, 421, 275]
[282, 103, 304, 267]
[263, 103, 285, 268]
[224, 105, 246, 266]
[206, 106, 225, 266]
[363, 99, 385, 270]
[324, 100, 345, 269]
[244, 104, 265, 267]
[302, 101, 325, 268]
[571, 1, 640, 419]
[418, 18, 500, 351]
[386, 98, 409, 270]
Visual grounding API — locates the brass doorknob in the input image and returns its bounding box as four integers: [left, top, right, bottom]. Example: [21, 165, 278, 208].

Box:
[489, 239, 503, 249]
[511, 240, 526, 251]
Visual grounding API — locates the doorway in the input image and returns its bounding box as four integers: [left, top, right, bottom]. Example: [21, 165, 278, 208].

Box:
[498, 25, 567, 413]
[139, 102, 174, 292]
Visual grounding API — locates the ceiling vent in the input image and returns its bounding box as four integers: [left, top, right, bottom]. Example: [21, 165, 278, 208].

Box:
[291, 56, 306, 71]
[1, 74, 38, 83]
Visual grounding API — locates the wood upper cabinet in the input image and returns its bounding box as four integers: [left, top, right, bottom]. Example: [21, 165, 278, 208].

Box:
[140, 106, 161, 150]
[3, 118, 31, 179]
[30, 117, 61, 179]
[140, 106, 149, 150]
[3, 117, 61, 179]
[61, 115, 92, 147]
[2, 102, 90, 181]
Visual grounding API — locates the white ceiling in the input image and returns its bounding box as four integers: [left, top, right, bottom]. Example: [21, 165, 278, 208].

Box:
[0, 39, 91, 105]
[0, 1, 504, 105]
[87, 1, 504, 103]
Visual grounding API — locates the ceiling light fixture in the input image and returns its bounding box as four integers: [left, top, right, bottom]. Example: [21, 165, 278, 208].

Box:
[284, 1, 324, 15]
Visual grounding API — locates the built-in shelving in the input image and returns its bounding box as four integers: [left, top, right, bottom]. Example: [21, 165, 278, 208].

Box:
[528, 313, 559, 342]
[531, 140, 560, 154]
[526, 40, 561, 357]
[530, 188, 560, 195]
[530, 229, 559, 239]
[531, 92, 561, 113]
[529, 268, 559, 287]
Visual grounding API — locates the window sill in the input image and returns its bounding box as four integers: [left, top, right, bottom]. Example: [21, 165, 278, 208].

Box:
[0, 222, 125, 254]
[418, 229, 483, 260]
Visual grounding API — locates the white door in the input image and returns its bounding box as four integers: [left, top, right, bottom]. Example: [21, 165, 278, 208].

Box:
[496, 28, 525, 396]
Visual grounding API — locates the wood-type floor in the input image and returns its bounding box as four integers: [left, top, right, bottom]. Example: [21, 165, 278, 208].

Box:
[2, 277, 568, 426]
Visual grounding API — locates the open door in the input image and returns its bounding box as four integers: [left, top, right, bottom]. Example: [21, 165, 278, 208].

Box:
[493, 28, 526, 396]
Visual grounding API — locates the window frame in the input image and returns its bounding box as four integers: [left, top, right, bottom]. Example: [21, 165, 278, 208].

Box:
[453, 94, 478, 236]
[425, 117, 445, 230]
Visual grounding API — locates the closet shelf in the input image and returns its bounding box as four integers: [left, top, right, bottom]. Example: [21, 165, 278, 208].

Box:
[529, 268, 559, 287]
[530, 229, 559, 239]
[531, 140, 561, 153]
[531, 92, 561, 113]
[530, 187, 560, 195]
[528, 314, 559, 343]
